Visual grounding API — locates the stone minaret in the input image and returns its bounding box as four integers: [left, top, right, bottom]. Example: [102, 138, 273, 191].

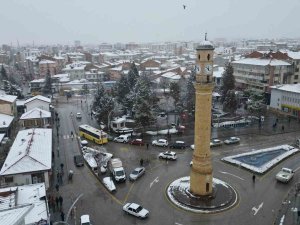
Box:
[190, 36, 214, 196]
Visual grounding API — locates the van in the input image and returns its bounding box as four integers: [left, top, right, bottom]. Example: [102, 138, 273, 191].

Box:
[113, 135, 129, 143]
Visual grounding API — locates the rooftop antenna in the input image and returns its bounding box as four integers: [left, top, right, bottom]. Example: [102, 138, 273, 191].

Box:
[205, 32, 207, 41]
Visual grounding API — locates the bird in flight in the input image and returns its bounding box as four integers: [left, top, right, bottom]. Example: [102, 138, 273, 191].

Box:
[183, 4, 186, 9]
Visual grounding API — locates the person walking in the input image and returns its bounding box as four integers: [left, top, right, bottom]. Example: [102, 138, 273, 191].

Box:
[55, 196, 59, 209]
[55, 183, 59, 192]
[282, 125, 285, 132]
[59, 195, 63, 208]
[140, 158, 144, 166]
[60, 211, 65, 221]
[146, 143, 149, 150]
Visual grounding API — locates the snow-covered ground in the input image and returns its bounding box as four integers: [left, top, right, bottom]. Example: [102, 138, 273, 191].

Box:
[222, 144, 299, 174]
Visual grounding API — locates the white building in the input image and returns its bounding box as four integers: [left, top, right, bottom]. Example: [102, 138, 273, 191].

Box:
[0, 183, 50, 225]
[62, 62, 86, 80]
[0, 128, 52, 189]
[24, 95, 51, 112]
[270, 84, 300, 118]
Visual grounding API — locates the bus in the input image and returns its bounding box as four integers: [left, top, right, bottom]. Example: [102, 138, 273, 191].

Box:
[79, 124, 108, 144]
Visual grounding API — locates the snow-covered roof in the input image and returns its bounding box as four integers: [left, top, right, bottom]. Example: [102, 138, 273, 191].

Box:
[0, 94, 17, 103]
[271, 83, 300, 94]
[213, 67, 225, 78]
[0, 183, 48, 224]
[285, 51, 300, 60]
[20, 108, 51, 120]
[39, 60, 55, 64]
[52, 73, 69, 78]
[25, 95, 51, 104]
[16, 100, 26, 106]
[0, 114, 14, 128]
[30, 78, 45, 83]
[232, 58, 291, 66]
[0, 128, 52, 176]
[161, 72, 181, 80]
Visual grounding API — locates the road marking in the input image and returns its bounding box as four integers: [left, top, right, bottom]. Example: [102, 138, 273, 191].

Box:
[219, 171, 245, 181]
[175, 223, 183, 225]
[123, 182, 135, 204]
[294, 166, 300, 172]
[252, 202, 263, 215]
[150, 177, 159, 188]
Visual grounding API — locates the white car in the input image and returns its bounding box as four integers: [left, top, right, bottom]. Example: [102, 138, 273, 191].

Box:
[152, 139, 168, 147]
[102, 177, 116, 192]
[210, 139, 223, 147]
[76, 112, 82, 119]
[113, 135, 129, 143]
[80, 214, 91, 225]
[276, 168, 294, 183]
[158, 151, 177, 160]
[129, 167, 145, 181]
[224, 137, 240, 145]
[123, 203, 149, 218]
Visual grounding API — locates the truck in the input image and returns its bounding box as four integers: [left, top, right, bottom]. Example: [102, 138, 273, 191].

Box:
[108, 158, 126, 182]
[276, 167, 294, 183]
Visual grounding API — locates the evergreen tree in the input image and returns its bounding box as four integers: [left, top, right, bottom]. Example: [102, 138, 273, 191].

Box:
[220, 63, 235, 103]
[127, 62, 139, 89]
[92, 84, 114, 125]
[223, 90, 238, 114]
[133, 75, 156, 130]
[0, 65, 8, 80]
[184, 73, 195, 114]
[115, 75, 130, 105]
[42, 69, 52, 95]
[169, 82, 181, 107]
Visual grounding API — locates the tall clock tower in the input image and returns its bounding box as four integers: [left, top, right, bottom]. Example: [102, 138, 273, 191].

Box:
[190, 35, 214, 196]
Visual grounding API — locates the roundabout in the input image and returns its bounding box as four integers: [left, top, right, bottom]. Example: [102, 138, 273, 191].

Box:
[167, 176, 239, 213]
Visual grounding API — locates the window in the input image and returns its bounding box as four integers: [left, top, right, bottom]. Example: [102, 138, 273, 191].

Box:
[198, 54, 200, 60]
[207, 54, 210, 61]
[4, 177, 13, 183]
[206, 183, 209, 192]
[295, 75, 299, 79]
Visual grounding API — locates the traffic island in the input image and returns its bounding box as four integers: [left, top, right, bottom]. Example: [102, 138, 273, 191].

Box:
[167, 176, 238, 213]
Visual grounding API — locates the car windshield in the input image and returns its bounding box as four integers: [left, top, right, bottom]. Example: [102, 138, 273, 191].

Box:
[82, 223, 90, 225]
[116, 170, 124, 176]
[136, 206, 143, 212]
[132, 170, 139, 175]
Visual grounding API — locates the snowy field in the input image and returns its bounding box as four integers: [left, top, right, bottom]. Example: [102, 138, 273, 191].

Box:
[222, 144, 299, 174]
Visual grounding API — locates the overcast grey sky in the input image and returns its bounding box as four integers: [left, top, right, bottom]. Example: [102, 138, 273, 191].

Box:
[1, 0, 300, 45]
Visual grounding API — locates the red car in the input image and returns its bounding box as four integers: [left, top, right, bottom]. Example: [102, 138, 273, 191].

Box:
[129, 139, 145, 146]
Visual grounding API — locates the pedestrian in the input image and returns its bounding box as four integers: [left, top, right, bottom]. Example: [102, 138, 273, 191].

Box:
[57, 171, 60, 181]
[58, 117, 60, 124]
[55, 196, 59, 208]
[55, 183, 59, 192]
[60, 211, 65, 221]
[282, 125, 285, 132]
[60, 163, 64, 172]
[59, 173, 63, 184]
[59, 195, 63, 208]
[252, 174, 256, 183]
[140, 158, 144, 166]
[146, 143, 149, 150]
[50, 196, 55, 211]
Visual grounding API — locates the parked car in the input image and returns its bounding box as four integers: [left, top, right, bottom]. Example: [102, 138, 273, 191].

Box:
[80, 215, 91, 225]
[123, 203, 149, 219]
[224, 137, 240, 144]
[129, 167, 145, 181]
[169, 141, 186, 149]
[102, 177, 116, 192]
[158, 151, 177, 160]
[152, 139, 168, 147]
[210, 139, 223, 147]
[74, 155, 84, 167]
[129, 139, 145, 146]
[76, 112, 82, 119]
[158, 112, 166, 117]
[276, 168, 294, 183]
[113, 135, 129, 143]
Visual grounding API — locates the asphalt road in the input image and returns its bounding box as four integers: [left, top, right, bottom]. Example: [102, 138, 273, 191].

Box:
[51, 95, 300, 225]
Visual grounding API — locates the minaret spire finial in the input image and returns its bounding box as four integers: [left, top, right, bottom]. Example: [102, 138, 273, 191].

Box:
[205, 32, 207, 41]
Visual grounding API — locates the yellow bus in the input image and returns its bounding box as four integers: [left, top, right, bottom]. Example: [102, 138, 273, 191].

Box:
[79, 124, 108, 144]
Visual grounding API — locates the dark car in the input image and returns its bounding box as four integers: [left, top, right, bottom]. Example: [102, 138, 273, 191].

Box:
[169, 141, 186, 149]
[74, 155, 84, 167]
[129, 139, 145, 146]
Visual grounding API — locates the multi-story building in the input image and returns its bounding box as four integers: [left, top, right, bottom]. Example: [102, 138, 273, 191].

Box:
[39, 59, 57, 77]
[232, 58, 291, 94]
[270, 84, 300, 118]
[62, 62, 86, 80]
[0, 51, 9, 64]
